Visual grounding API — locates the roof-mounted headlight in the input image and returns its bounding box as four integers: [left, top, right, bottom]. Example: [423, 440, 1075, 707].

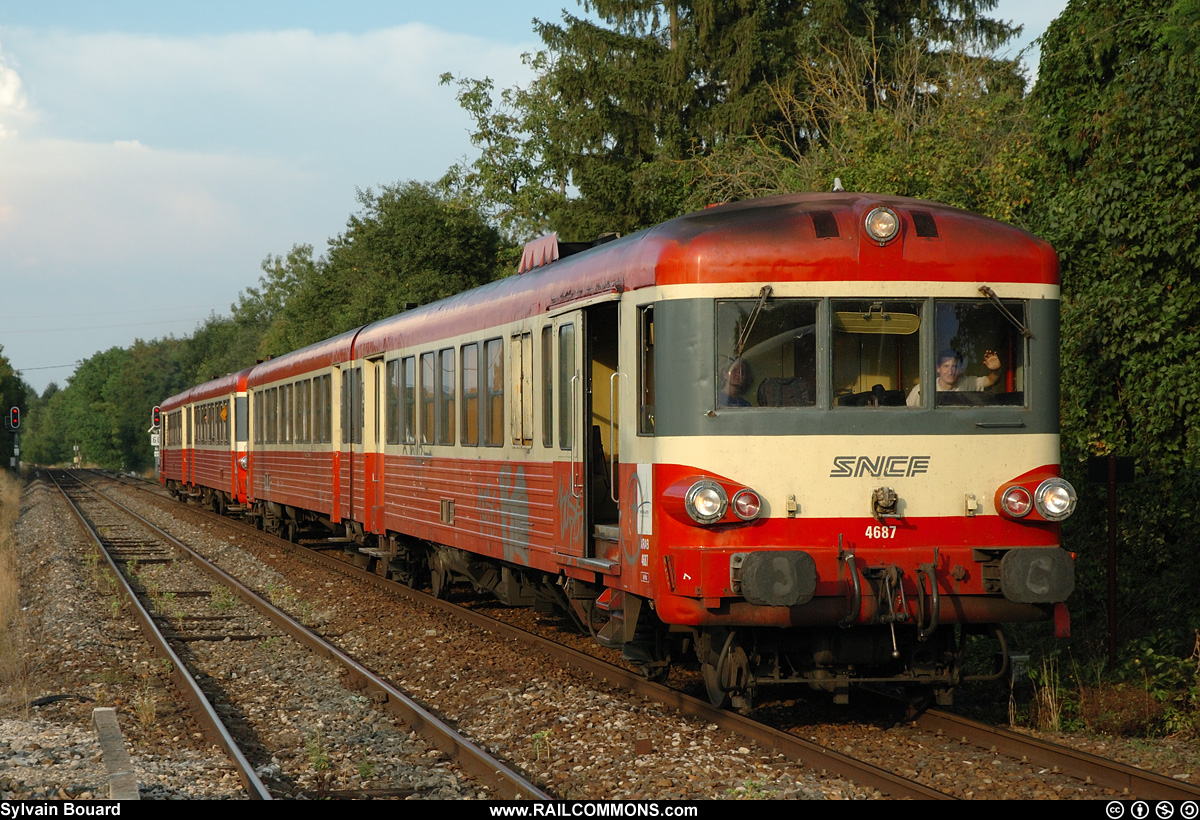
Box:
[1034, 478, 1077, 521]
[864, 206, 900, 244]
[685, 479, 728, 525]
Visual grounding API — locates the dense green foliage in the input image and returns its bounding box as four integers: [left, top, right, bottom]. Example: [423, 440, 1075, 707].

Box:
[1030, 0, 1200, 654]
[11, 0, 1200, 689]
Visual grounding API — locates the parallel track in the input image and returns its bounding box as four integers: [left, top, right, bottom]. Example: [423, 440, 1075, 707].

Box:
[52, 469, 549, 800]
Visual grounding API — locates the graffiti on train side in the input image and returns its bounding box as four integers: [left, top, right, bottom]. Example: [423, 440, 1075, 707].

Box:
[556, 472, 585, 554]
[478, 463, 532, 566]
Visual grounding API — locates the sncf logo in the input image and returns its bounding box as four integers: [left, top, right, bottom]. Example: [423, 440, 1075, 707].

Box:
[830, 455, 931, 478]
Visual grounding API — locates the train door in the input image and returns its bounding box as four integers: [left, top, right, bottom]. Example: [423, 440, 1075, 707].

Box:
[338, 364, 363, 525]
[552, 302, 621, 561]
[551, 310, 587, 558]
[185, 406, 193, 487]
[363, 356, 384, 534]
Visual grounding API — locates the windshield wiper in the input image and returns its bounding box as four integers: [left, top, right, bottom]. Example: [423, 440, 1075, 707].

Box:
[979, 286, 1033, 339]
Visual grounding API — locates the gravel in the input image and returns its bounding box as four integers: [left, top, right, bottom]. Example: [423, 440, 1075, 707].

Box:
[3, 472, 1196, 800]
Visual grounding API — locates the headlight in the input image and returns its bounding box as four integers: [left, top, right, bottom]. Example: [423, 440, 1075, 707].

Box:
[238, 455, 249, 470]
[864, 206, 900, 244]
[1001, 486, 1033, 518]
[1035, 478, 1077, 521]
[731, 489, 762, 521]
[685, 480, 728, 524]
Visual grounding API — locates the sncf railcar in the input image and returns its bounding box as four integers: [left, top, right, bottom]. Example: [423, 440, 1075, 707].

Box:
[160, 368, 251, 513]
[160, 193, 1077, 706]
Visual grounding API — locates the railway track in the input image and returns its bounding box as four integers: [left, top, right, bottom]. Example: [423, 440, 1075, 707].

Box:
[49, 469, 548, 800]
[93, 470, 1200, 800]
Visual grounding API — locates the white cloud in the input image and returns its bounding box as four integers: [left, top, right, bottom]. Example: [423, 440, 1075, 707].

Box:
[0, 43, 30, 139]
[0, 22, 535, 392]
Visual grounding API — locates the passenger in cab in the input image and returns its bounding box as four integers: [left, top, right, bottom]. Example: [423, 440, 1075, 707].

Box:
[718, 358, 753, 407]
[906, 349, 1002, 406]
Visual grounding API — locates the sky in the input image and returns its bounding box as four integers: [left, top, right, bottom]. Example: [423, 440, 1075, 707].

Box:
[0, 0, 1068, 395]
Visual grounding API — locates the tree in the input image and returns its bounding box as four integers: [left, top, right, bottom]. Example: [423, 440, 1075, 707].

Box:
[312, 182, 508, 340]
[0, 348, 29, 471]
[690, 25, 1035, 222]
[1031, 0, 1200, 647]
[445, 1, 1020, 240]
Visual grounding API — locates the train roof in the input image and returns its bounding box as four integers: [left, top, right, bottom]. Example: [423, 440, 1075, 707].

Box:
[246, 326, 361, 387]
[353, 192, 1057, 356]
[160, 367, 251, 412]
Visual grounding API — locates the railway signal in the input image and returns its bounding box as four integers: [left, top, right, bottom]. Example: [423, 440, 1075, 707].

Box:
[152, 405, 161, 429]
[8, 407, 18, 430]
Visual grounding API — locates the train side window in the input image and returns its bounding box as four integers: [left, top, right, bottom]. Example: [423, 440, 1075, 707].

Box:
[282, 384, 293, 444]
[421, 353, 435, 445]
[341, 373, 350, 445]
[540, 326, 553, 447]
[253, 394, 262, 444]
[311, 380, 321, 444]
[438, 348, 456, 446]
[297, 380, 310, 444]
[386, 360, 401, 445]
[510, 332, 533, 446]
[638, 306, 655, 434]
[831, 299, 921, 408]
[401, 356, 416, 444]
[484, 338, 504, 447]
[320, 374, 332, 443]
[354, 367, 364, 445]
[266, 388, 277, 444]
[558, 323, 575, 451]
[461, 343, 479, 447]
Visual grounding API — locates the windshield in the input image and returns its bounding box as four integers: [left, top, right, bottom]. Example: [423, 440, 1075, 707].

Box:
[713, 297, 1029, 410]
[716, 299, 817, 408]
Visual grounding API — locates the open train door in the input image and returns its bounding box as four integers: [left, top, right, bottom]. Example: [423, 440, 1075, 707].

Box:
[550, 301, 621, 562]
[549, 309, 587, 558]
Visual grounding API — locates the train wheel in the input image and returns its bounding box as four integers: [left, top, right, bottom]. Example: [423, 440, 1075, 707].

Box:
[697, 630, 731, 708]
[285, 520, 299, 543]
[701, 662, 729, 708]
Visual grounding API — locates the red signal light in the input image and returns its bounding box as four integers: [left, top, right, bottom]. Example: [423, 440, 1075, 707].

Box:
[152, 406, 161, 428]
[8, 407, 18, 429]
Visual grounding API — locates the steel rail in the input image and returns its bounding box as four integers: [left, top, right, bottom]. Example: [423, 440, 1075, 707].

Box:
[915, 709, 1200, 800]
[119, 482, 944, 801]
[75, 471, 549, 800]
[47, 470, 274, 800]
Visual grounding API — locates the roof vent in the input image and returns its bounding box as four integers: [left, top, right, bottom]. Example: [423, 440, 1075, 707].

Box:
[811, 211, 840, 238]
[911, 210, 939, 238]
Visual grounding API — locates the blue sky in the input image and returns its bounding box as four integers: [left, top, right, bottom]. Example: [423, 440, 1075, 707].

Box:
[0, 1, 1067, 394]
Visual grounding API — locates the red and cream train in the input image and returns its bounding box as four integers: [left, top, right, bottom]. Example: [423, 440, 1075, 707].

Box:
[159, 193, 1077, 706]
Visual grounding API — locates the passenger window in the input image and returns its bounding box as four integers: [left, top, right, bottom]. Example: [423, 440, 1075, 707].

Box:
[541, 326, 553, 447]
[484, 338, 504, 447]
[421, 353, 435, 445]
[558, 323, 575, 450]
[386, 360, 400, 445]
[462, 344, 479, 447]
[438, 348, 455, 445]
[638, 305, 655, 434]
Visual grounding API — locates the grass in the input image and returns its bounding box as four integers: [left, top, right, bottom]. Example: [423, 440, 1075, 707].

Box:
[0, 471, 28, 711]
